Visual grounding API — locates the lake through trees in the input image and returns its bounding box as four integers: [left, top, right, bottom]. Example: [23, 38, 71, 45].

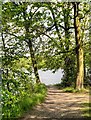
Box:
[38, 69, 63, 85]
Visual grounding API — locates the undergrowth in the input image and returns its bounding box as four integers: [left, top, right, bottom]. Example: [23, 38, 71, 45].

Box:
[19, 84, 47, 115]
[54, 83, 89, 93]
[82, 102, 91, 117]
[2, 83, 47, 120]
[62, 87, 89, 93]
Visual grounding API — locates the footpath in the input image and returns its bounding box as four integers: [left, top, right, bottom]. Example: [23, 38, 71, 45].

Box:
[19, 86, 89, 120]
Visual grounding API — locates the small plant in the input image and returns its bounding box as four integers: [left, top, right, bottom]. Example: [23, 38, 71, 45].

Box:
[75, 88, 89, 93]
[62, 87, 89, 93]
[2, 83, 47, 119]
[82, 103, 91, 117]
[62, 87, 75, 93]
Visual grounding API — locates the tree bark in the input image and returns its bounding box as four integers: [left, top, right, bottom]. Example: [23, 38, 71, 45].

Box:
[28, 39, 40, 84]
[49, 5, 63, 47]
[74, 3, 84, 90]
[63, 3, 71, 86]
[22, 8, 40, 84]
[25, 27, 40, 84]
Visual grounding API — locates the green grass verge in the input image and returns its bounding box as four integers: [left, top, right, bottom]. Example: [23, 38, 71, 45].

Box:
[19, 84, 47, 116]
[61, 86, 90, 117]
[54, 83, 89, 93]
[58, 86, 89, 93]
[81, 102, 91, 117]
[2, 83, 47, 120]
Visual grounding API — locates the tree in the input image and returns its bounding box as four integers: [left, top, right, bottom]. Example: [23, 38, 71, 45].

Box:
[2, 2, 41, 83]
[39, 3, 76, 87]
[22, 3, 40, 83]
[61, 3, 76, 87]
[73, 2, 84, 90]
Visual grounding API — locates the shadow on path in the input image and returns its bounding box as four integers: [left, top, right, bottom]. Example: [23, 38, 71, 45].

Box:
[19, 86, 89, 120]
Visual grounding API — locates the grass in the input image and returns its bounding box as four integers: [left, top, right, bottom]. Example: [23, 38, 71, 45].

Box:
[62, 87, 76, 93]
[81, 88, 91, 118]
[61, 86, 89, 93]
[61, 86, 90, 117]
[54, 83, 89, 93]
[82, 102, 91, 117]
[2, 83, 47, 120]
[19, 84, 47, 117]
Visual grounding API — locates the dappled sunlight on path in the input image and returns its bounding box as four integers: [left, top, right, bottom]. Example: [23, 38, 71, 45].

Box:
[19, 86, 89, 120]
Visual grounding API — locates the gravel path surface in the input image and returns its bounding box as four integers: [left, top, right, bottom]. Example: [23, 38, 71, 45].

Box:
[19, 86, 89, 120]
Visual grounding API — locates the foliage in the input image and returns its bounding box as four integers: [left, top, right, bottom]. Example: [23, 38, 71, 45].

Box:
[2, 82, 47, 119]
[82, 88, 91, 117]
[19, 83, 47, 115]
[2, 2, 90, 85]
[82, 102, 91, 117]
[1, 1, 91, 119]
[2, 55, 47, 119]
[62, 87, 89, 93]
[62, 87, 76, 93]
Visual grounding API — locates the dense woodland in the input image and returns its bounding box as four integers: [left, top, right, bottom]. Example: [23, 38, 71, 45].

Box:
[1, 1, 91, 119]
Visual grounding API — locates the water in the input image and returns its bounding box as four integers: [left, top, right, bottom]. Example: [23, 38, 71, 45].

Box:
[38, 69, 63, 85]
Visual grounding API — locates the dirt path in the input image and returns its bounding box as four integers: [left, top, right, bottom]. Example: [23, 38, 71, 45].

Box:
[19, 86, 89, 120]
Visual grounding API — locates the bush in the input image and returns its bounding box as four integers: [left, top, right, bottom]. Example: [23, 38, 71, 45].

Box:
[19, 84, 47, 115]
[2, 83, 47, 120]
[34, 83, 47, 94]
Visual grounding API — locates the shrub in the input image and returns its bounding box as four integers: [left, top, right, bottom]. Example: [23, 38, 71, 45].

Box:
[2, 83, 47, 119]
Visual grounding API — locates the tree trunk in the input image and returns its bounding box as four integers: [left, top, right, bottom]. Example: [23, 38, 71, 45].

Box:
[49, 5, 63, 47]
[22, 9, 40, 84]
[28, 39, 40, 83]
[74, 3, 84, 90]
[25, 26, 40, 84]
[63, 3, 71, 86]
[26, 29, 40, 83]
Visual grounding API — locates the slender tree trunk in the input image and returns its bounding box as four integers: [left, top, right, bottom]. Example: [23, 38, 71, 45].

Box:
[74, 3, 84, 90]
[25, 27, 40, 83]
[50, 3, 75, 87]
[28, 39, 40, 83]
[22, 9, 40, 84]
[63, 3, 71, 86]
[49, 5, 63, 47]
